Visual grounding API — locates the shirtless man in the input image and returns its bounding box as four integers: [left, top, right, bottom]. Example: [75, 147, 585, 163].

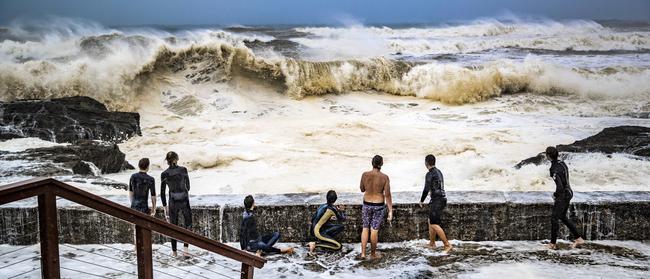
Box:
[359, 155, 393, 260]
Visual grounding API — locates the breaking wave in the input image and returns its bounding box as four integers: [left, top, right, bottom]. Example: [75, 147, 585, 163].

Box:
[295, 18, 650, 58]
[1, 17, 649, 110]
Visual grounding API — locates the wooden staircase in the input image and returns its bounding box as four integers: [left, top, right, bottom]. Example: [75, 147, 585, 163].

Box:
[0, 178, 266, 278]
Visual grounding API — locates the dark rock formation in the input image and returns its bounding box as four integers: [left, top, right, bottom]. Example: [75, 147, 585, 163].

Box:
[0, 140, 131, 177]
[516, 126, 650, 168]
[0, 96, 141, 143]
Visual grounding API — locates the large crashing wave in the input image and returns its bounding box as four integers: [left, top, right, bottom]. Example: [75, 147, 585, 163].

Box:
[295, 18, 650, 58]
[1, 18, 649, 110]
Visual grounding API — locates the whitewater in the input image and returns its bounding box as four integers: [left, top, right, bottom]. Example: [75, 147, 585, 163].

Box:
[0, 17, 649, 194]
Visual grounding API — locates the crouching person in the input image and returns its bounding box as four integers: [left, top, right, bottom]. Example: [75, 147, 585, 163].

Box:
[240, 195, 294, 256]
[308, 190, 346, 253]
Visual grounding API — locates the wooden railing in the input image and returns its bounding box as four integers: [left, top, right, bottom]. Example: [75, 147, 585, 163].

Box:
[0, 177, 266, 279]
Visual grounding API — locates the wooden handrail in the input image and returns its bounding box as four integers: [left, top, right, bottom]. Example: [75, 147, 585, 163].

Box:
[0, 178, 266, 279]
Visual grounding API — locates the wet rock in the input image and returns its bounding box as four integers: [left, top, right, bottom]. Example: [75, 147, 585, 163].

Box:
[557, 126, 650, 156]
[72, 161, 97, 176]
[0, 96, 141, 143]
[514, 153, 547, 168]
[90, 179, 128, 190]
[0, 140, 130, 176]
[516, 126, 650, 168]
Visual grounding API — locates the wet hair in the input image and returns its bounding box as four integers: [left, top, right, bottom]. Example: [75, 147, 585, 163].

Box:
[372, 155, 383, 169]
[138, 158, 150, 170]
[244, 195, 254, 211]
[546, 146, 559, 160]
[425, 154, 436, 167]
[165, 151, 179, 166]
[326, 190, 337, 204]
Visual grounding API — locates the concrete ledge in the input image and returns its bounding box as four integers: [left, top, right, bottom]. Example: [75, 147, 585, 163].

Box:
[1, 191, 649, 245]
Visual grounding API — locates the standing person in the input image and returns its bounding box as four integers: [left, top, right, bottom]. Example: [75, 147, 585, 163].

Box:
[160, 151, 192, 258]
[240, 195, 294, 256]
[308, 190, 347, 253]
[418, 154, 452, 253]
[545, 146, 585, 249]
[359, 155, 393, 260]
[128, 158, 157, 216]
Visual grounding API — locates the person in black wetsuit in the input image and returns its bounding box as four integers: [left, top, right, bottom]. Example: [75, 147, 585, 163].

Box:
[546, 146, 585, 249]
[128, 158, 156, 216]
[419, 154, 452, 253]
[160, 151, 192, 257]
[307, 190, 346, 253]
[239, 195, 294, 256]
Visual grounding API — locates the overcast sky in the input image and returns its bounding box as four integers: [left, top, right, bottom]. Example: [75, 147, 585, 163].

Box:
[1, 0, 649, 26]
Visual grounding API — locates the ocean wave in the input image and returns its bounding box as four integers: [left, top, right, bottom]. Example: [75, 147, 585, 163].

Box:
[1, 18, 649, 110]
[2, 42, 650, 110]
[294, 19, 650, 58]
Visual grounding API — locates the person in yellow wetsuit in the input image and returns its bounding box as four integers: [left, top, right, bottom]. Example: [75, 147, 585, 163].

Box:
[308, 190, 347, 252]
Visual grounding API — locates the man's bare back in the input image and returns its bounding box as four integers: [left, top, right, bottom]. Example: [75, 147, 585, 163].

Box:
[360, 169, 390, 203]
[359, 155, 393, 260]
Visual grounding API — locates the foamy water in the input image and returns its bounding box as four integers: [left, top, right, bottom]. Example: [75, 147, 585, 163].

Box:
[0, 17, 649, 194]
[1, 240, 649, 278]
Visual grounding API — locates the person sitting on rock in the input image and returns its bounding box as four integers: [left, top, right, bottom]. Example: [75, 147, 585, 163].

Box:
[128, 158, 157, 216]
[545, 146, 585, 249]
[239, 195, 294, 256]
[308, 190, 346, 253]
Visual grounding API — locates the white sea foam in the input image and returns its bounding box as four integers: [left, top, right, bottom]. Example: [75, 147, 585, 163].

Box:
[295, 18, 650, 59]
[0, 137, 68, 152]
[1, 17, 649, 195]
[1, 240, 648, 278]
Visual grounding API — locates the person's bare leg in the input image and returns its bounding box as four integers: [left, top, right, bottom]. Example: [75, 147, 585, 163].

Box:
[428, 222, 437, 249]
[432, 225, 452, 252]
[281, 247, 294, 254]
[182, 244, 190, 258]
[308, 242, 316, 253]
[360, 228, 369, 259]
[370, 229, 381, 259]
[572, 237, 585, 248]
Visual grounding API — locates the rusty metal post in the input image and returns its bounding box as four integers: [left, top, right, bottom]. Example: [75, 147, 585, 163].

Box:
[38, 190, 60, 278]
[241, 263, 254, 279]
[135, 225, 153, 279]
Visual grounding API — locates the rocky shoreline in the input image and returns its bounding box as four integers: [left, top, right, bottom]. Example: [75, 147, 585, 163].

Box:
[515, 126, 650, 168]
[0, 96, 140, 178]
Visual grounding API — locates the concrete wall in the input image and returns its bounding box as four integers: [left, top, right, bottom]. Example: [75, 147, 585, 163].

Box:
[1, 191, 649, 245]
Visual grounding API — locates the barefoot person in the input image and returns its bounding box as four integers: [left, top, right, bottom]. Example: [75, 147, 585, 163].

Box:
[160, 151, 193, 258]
[418, 154, 452, 253]
[359, 155, 393, 260]
[545, 146, 585, 249]
[128, 158, 157, 216]
[240, 195, 294, 256]
[308, 190, 346, 253]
